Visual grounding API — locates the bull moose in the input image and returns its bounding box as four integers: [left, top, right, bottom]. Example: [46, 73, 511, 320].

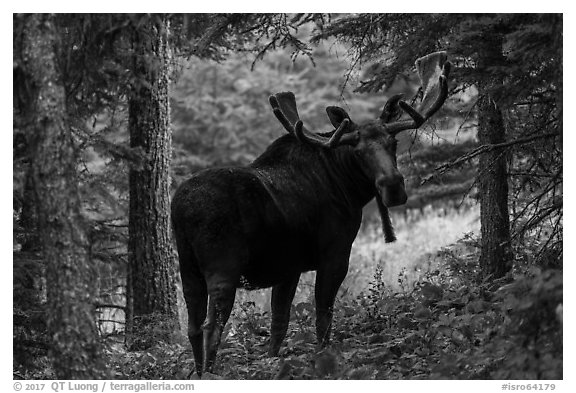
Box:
[171, 52, 451, 375]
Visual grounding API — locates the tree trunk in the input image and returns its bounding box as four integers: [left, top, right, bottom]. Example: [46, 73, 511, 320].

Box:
[477, 33, 514, 278]
[126, 17, 179, 344]
[20, 164, 39, 252]
[21, 14, 108, 379]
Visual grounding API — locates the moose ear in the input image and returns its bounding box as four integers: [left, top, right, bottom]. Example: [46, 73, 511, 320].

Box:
[379, 94, 404, 123]
[326, 106, 354, 129]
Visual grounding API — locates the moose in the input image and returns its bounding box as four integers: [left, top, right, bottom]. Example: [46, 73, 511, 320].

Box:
[171, 52, 451, 375]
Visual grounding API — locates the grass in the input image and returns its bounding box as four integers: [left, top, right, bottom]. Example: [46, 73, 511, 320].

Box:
[346, 205, 480, 293]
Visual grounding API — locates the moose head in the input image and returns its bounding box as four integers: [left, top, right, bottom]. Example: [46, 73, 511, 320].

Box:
[269, 52, 451, 241]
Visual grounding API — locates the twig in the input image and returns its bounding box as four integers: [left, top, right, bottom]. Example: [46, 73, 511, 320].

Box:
[456, 98, 479, 138]
[534, 212, 563, 262]
[511, 170, 561, 228]
[95, 303, 126, 310]
[427, 131, 559, 182]
[192, 14, 239, 56]
[98, 319, 126, 325]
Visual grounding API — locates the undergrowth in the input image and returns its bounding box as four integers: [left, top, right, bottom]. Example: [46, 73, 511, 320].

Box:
[109, 239, 562, 380]
[14, 230, 562, 380]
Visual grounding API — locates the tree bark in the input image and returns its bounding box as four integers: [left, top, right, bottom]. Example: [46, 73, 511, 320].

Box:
[20, 164, 39, 252]
[21, 14, 108, 379]
[477, 33, 514, 278]
[126, 17, 179, 343]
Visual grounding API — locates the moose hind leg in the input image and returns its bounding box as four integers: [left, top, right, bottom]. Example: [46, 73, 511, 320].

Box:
[202, 279, 236, 374]
[175, 237, 208, 377]
[269, 274, 300, 357]
[183, 274, 207, 376]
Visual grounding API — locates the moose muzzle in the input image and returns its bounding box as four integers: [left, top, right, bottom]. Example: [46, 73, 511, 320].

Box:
[376, 174, 408, 207]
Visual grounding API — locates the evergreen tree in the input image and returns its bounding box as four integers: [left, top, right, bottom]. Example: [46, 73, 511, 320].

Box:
[126, 15, 180, 343]
[16, 13, 109, 379]
[475, 29, 513, 277]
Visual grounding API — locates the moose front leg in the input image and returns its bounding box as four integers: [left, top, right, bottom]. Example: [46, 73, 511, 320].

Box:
[269, 274, 300, 356]
[314, 259, 349, 348]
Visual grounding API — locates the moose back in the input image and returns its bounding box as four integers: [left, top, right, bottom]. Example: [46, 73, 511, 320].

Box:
[171, 52, 451, 375]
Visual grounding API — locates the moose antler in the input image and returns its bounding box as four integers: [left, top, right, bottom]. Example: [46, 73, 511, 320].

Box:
[269, 92, 301, 135]
[385, 51, 451, 135]
[379, 94, 404, 123]
[293, 119, 352, 148]
[269, 92, 357, 148]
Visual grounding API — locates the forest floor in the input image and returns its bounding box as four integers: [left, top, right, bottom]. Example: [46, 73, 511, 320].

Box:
[105, 207, 562, 380]
[15, 207, 563, 380]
